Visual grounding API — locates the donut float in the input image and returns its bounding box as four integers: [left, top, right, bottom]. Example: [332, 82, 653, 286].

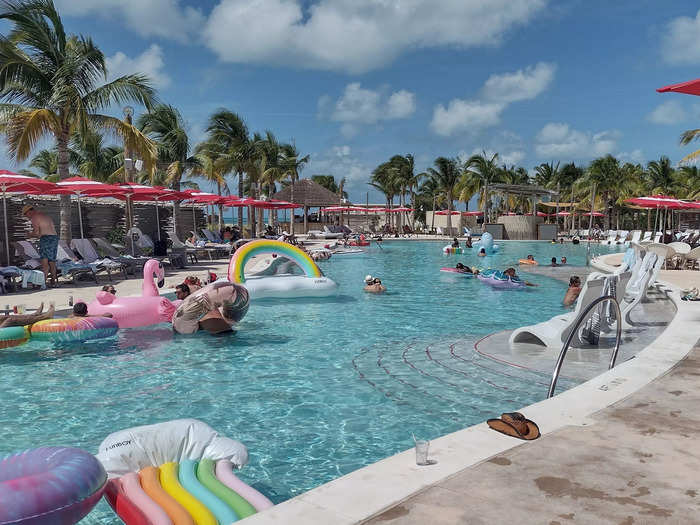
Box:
[0, 325, 29, 349]
[0, 446, 107, 525]
[31, 317, 119, 343]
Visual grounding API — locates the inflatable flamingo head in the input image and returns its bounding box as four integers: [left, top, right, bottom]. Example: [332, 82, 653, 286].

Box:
[144, 259, 165, 288]
[95, 290, 116, 305]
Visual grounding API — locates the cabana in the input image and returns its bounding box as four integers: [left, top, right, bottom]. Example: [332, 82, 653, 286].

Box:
[272, 179, 344, 234]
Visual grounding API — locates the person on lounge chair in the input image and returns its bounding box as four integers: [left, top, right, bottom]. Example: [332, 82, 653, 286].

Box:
[563, 275, 582, 307]
[0, 302, 54, 327]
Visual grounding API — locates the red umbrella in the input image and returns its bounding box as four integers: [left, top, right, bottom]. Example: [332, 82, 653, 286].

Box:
[45, 177, 127, 239]
[657, 78, 700, 96]
[624, 195, 694, 209]
[556, 211, 573, 217]
[581, 211, 605, 217]
[386, 207, 414, 212]
[0, 171, 58, 265]
[462, 211, 483, 216]
[434, 210, 461, 215]
[536, 211, 549, 217]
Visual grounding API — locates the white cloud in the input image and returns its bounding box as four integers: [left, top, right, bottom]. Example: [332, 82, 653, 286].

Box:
[535, 123, 619, 159]
[647, 100, 687, 125]
[106, 45, 171, 88]
[459, 148, 525, 167]
[661, 9, 700, 64]
[617, 149, 645, 164]
[430, 62, 554, 136]
[431, 100, 505, 136]
[482, 62, 556, 103]
[203, 0, 548, 73]
[307, 147, 371, 196]
[321, 83, 416, 137]
[56, 0, 205, 42]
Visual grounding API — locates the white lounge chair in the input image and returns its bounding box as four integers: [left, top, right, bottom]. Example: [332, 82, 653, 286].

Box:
[616, 230, 629, 244]
[621, 252, 658, 325]
[602, 231, 617, 245]
[640, 231, 652, 243]
[625, 230, 642, 246]
[683, 246, 700, 270]
[652, 232, 662, 243]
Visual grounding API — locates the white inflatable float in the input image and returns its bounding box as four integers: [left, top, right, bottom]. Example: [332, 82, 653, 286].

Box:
[229, 239, 338, 299]
[474, 231, 500, 254]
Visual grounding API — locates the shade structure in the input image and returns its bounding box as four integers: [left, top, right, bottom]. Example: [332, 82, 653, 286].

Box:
[0, 171, 58, 266]
[44, 177, 127, 239]
[434, 210, 461, 216]
[128, 187, 189, 241]
[462, 211, 483, 216]
[624, 195, 696, 210]
[536, 211, 549, 217]
[581, 211, 605, 217]
[556, 211, 573, 217]
[657, 78, 700, 96]
[386, 207, 414, 212]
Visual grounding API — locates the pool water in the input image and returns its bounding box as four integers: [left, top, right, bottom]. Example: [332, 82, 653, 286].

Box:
[0, 240, 620, 523]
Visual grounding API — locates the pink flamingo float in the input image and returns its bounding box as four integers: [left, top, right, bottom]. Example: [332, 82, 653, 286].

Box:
[87, 259, 181, 328]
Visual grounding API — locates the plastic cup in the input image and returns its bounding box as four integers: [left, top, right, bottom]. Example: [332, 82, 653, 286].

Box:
[415, 440, 430, 466]
[17, 304, 25, 314]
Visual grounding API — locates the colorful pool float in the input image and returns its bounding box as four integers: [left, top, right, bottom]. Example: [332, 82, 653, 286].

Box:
[0, 325, 29, 349]
[439, 267, 475, 276]
[442, 245, 466, 254]
[477, 269, 526, 289]
[97, 419, 272, 524]
[473, 232, 500, 254]
[0, 446, 107, 524]
[228, 239, 338, 299]
[30, 316, 119, 343]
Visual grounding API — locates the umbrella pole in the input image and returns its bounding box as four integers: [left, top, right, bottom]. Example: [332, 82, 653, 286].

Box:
[155, 200, 161, 241]
[77, 194, 84, 239]
[3, 190, 9, 266]
[128, 196, 135, 256]
[192, 204, 196, 237]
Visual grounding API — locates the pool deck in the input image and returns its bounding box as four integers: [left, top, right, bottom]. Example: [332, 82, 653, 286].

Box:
[241, 254, 700, 524]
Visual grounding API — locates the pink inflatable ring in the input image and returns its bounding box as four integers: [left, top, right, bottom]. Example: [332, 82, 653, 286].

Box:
[0, 447, 107, 524]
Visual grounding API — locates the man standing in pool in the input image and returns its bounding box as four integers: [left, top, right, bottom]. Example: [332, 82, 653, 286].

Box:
[23, 205, 58, 286]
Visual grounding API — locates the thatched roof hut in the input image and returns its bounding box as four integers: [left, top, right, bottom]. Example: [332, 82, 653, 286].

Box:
[271, 179, 340, 208]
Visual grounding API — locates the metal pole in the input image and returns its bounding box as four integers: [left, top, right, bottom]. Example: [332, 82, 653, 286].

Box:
[128, 195, 135, 256]
[155, 199, 161, 241]
[3, 190, 9, 266]
[555, 182, 560, 235]
[366, 191, 369, 231]
[77, 194, 84, 239]
[192, 203, 196, 238]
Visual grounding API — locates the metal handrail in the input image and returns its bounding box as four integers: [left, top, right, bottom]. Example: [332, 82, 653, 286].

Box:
[547, 295, 622, 398]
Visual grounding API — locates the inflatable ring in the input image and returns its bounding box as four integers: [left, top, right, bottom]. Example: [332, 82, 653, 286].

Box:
[0, 325, 29, 349]
[443, 246, 465, 254]
[0, 447, 106, 524]
[518, 259, 538, 265]
[31, 317, 119, 343]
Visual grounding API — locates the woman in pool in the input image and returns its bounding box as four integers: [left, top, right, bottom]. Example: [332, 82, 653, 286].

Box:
[455, 263, 473, 274]
[364, 275, 386, 293]
[451, 237, 460, 248]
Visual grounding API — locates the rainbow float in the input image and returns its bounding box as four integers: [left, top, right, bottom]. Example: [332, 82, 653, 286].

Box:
[97, 419, 274, 524]
[31, 316, 119, 343]
[228, 239, 338, 299]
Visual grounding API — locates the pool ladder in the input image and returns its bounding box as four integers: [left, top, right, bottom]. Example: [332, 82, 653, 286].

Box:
[547, 295, 622, 398]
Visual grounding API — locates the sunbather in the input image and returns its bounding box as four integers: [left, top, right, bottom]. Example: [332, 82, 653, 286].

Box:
[0, 302, 54, 327]
[563, 276, 582, 307]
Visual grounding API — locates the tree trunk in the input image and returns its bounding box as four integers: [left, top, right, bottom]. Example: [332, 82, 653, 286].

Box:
[431, 195, 436, 232]
[289, 178, 295, 234]
[237, 171, 244, 230]
[217, 181, 223, 231]
[446, 191, 453, 234]
[56, 129, 72, 241]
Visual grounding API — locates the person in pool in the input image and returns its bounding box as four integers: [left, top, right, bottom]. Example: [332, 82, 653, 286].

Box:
[550, 257, 558, 267]
[563, 275, 582, 306]
[560, 256, 567, 265]
[478, 247, 487, 257]
[0, 302, 54, 327]
[455, 263, 473, 274]
[451, 237, 460, 248]
[173, 284, 234, 334]
[465, 235, 473, 248]
[525, 254, 536, 263]
[72, 302, 112, 318]
[364, 275, 386, 293]
[101, 284, 116, 295]
[503, 267, 537, 287]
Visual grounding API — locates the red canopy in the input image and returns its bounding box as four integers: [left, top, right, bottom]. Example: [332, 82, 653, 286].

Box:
[625, 195, 696, 209]
[46, 176, 124, 196]
[434, 210, 461, 215]
[386, 207, 414, 212]
[462, 211, 483, 216]
[0, 171, 57, 193]
[556, 211, 573, 217]
[581, 211, 605, 217]
[183, 190, 225, 204]
[657, 78, 700, 96]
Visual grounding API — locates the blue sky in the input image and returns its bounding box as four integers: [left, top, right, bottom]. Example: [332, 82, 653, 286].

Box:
[7, 0, 700, 203]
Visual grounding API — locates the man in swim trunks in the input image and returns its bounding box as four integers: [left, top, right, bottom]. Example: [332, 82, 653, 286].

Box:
[23, 205, 58, 286]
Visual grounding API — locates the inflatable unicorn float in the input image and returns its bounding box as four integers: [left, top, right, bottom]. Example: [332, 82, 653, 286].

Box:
[87, 259, 181, 327]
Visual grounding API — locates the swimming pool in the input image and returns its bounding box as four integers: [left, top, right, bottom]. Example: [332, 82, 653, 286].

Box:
[0, 240, 621, 523]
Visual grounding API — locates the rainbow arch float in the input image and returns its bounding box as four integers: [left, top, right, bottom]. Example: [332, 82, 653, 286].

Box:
[228, 239, 338, 299]
[97, 419, 274, 524]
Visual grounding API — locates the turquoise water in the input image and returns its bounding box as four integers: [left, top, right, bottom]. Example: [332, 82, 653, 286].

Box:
[0, 241, 619, 523]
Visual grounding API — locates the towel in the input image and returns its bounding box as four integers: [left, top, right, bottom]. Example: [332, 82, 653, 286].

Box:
[19, 269, 45, 289]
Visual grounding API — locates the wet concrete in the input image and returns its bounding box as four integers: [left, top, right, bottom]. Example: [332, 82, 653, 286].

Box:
[364, 345, 700, 524]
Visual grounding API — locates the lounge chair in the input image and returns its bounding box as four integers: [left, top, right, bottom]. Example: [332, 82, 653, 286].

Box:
[15, 240, 97, 283]
[683, 246, 700, 270]
[436, 227, 444, 236]
[322, 226, 343, 239]
[621, 252, 658, 325]
[616, 230, 629, 244]
[166, 231, 200, 264]
[625, 230, 642, 246]
[601, 231, 618, 245]
[139, 233, 186, 268]
[70, 239, 129, 281]
[652, 232, 662, 243]
[509, 276, 608, 348]
[640, 231, 652, 243]
[91, 238, 149, 271]
[667, 242, 691, 269]
[57, 241, 103, 283]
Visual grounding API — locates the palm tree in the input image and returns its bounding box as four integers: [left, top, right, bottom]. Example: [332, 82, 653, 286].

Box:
[646, 156, 676, 195]
[427, 157, 461, 233]
[280, 142, 309, 233]
[71, 128, 123, 182]
[192, 140, 229, 229]
[461, 151, 502, 225]
[137, 104, 194, 236]
[533, 161, 560, 188]
[0, 0, 156, 240]
[22, 149, 58, 181]
[419, 175, 442, 232]
[204, 109, 249, 229]
[677, 166, 700, 200]
[370, 161, 400, 229]
[577, 155, 622, 230]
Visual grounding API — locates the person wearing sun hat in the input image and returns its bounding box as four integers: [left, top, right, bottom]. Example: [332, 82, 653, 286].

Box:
[22, 204, 58, 286]
[487, 412, 540, 440]
[363, 274, 386, 293]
